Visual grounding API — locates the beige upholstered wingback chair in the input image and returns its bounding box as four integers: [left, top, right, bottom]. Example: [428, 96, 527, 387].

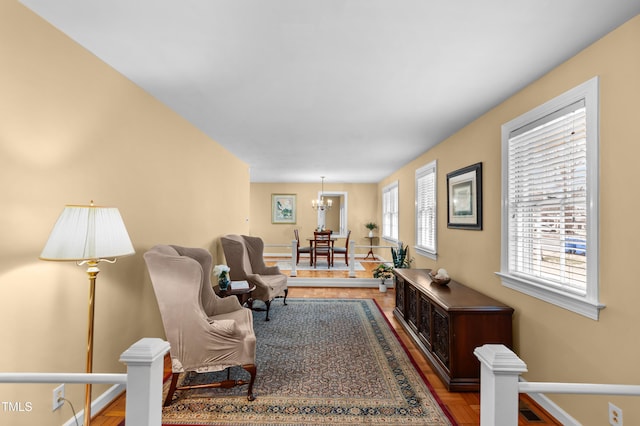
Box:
[143, 244, 257, 405]
[221, 234, 288, 321]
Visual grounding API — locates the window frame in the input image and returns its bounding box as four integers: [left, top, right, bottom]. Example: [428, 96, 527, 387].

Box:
[498, 76, 603, 320]
[382, 181, 399, 242]
[415, 160, 437, 259]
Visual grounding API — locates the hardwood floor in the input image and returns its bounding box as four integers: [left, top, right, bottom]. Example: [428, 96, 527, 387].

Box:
[93, 258, 560, 425]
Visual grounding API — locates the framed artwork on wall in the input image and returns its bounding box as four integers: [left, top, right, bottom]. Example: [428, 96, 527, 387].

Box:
[447, 162, 482, 230]
[272, 194, 297, 224]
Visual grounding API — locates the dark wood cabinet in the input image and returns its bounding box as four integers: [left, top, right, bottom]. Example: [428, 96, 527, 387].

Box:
[393, 268, 514, 392]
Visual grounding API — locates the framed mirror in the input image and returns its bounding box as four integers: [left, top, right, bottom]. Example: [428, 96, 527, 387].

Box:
[316, 191, 348, 238]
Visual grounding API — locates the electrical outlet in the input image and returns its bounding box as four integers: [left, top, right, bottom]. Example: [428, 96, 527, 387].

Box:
[609, 402, 623, 426]
[52, 384, 64, 411]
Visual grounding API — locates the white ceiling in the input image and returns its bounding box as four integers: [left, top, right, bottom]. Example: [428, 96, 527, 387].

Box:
[20, 0, 640, 183]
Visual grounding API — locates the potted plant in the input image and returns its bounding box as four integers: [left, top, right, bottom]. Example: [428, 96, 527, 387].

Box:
[391, 241, 413, 268]
[213, 264, 231, 291]
[373, 263, 393, 292]
[365, 222, 378, 238]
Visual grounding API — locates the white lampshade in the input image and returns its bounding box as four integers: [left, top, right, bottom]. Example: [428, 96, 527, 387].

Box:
[40, 203, 135, 261]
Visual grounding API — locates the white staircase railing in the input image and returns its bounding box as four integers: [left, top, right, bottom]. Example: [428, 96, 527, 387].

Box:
[287, 239, 394, 279]
[474, 344, 640, 425]
[0, 337, 170, 426]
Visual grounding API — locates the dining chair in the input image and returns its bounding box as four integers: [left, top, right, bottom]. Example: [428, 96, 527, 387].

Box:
[332, 229, 351, 266]
[313, 230, 333, 268]
[293, 229, 311, 265]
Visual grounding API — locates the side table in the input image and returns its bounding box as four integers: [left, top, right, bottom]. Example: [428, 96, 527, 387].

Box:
[365, 236, 377, 259]
[216, 280, 256, 309]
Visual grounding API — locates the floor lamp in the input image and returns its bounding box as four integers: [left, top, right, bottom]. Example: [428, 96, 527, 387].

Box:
[40, 202, 135, 426]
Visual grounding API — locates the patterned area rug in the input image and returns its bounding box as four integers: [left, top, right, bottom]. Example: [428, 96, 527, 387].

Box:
[161, 299, 455, 425]
[276, 260, 365, 271]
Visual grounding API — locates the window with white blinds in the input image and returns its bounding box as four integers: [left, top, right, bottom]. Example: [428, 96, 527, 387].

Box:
[416, 161, 437, 257]
[382, 181, 399, 241]
[499, 77, 602, 320]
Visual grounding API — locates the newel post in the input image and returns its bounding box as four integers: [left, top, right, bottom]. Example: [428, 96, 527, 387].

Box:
[290, 240, 298, 277]
[474, 344, 527, 426]
[120, 338, 171, 426]
[348, 240, 356, 277]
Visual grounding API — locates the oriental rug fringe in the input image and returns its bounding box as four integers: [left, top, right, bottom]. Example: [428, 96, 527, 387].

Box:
[161, 298, 455, 425]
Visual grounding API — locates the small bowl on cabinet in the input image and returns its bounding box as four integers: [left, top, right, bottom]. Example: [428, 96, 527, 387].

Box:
[428, 271, 451, 286]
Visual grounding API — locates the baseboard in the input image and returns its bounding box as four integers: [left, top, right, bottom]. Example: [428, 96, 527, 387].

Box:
[520, 379, 580, 426]
[63, 383, 125, 426]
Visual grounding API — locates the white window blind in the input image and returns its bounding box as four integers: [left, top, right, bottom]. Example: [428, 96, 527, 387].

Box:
[382, 182, 398, 241]
[500, 76, 602, 320]
[508, 100, 587, 293]
[416, 161, 436, 254]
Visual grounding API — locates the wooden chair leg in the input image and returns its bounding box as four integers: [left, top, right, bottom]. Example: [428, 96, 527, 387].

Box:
[164, 367, 257, 406]
[164, 372, 180, 407]
[283, 288, 288, 305]
[242, 364, 257, 401]
[264, 300, 271, 321]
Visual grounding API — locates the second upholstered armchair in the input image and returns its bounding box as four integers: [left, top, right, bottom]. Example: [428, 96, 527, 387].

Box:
[221, 234, 288, 321]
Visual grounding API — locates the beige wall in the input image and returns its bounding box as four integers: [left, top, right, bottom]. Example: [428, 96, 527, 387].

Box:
[380, 14, 640, 425]
[0, 2, 249, 425]
[3, 1, 639, 424]
[249, 183, 378, 256]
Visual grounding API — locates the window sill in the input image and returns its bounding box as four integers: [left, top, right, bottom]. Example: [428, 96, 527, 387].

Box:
[382, 237, 398, 245]
[415, 246, 437, 260]
[496, 272, 605, 320]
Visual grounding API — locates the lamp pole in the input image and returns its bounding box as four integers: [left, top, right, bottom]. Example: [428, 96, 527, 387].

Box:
[84, 262, 99, 426]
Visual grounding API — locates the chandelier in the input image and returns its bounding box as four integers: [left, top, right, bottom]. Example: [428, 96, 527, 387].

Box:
[311, 176, 332, 211]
